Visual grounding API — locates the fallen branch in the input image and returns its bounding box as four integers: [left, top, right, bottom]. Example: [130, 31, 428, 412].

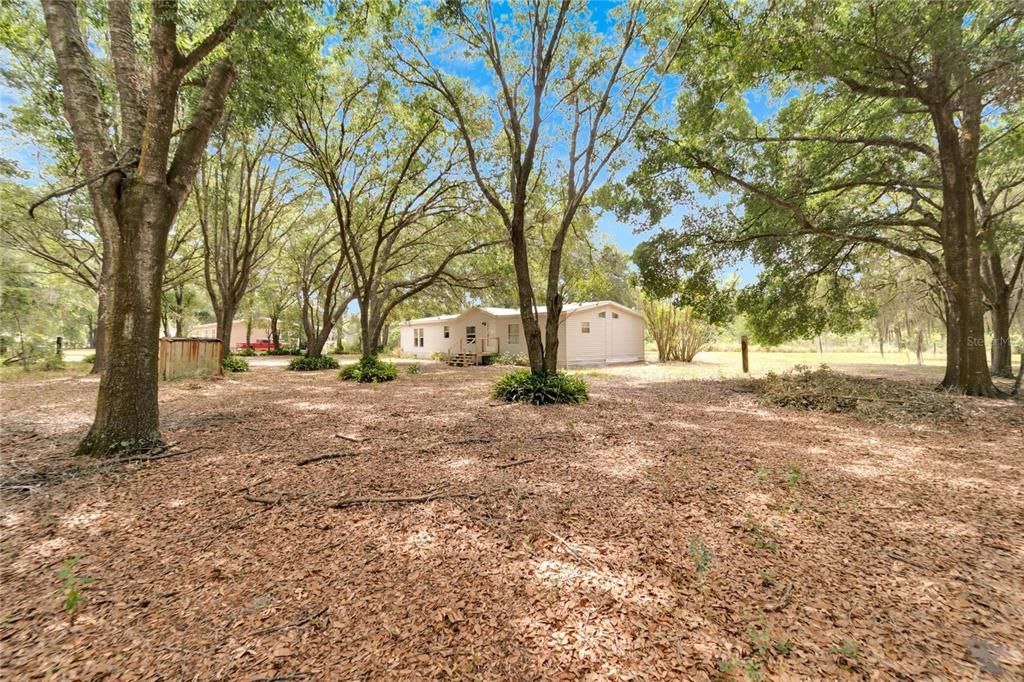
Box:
[243, 494, 284, 505]
[763, 584, 793, 612]
[330, 488, 494, 509]
[252, 606, 328, 637]
[335, 434, 364, 442]
[297, 451, 356, 466]
[495, 458, 535, 469]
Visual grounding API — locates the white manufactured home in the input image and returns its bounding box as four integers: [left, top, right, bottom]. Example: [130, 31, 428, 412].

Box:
[399, 301, 644, 368]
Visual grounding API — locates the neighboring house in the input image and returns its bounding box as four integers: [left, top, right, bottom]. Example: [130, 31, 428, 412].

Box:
[190, 317, 338, 351]
[190, 318, 275, 350]
[399, 301, 644, 368]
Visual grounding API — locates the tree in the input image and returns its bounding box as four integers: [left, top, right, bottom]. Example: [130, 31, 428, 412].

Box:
[37, 0, 317, 454]
[614, 0, 1022, 395]
[975, 127, 1024, 377]
[283, 220, 355, 358]
[287, 67, 498, 360]
[395, 0, 682, 375]
[3, 179, 201, 369]
[642, 297, 713, 362]
[193, 125, 304, 358]
[253, 268, 296, 351]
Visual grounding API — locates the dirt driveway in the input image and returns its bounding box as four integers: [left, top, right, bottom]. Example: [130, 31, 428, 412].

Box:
[1, 363, 1022, 679]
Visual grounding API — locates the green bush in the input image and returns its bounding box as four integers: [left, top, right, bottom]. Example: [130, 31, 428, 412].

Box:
[487, 352, 528, 366]
[81, 353, 96, 364]
[430, 351, 450, 361]
[40, 353, 65, 371]
[287, 354, 340, 371]
[267, 347, 303, 356]
[233, 347, 257, 357]
[339, 356, 398, 383]
[222, 356, 249, 372]
[406, 364, 423, 375]
[492, 369, 589, 405]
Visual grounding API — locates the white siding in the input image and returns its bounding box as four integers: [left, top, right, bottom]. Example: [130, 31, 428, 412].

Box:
[399, 302, 643, 366]
[608, 309, 644, 363]
[400, 320, 452, 358]
[561, 304, 643, 367]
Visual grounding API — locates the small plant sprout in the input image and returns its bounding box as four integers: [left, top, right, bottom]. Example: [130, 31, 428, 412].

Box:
[688, 537, 712, 578]
[53, 556, 94, 613]
[829, 639, 862, 665]
[784, 464, 802, 488]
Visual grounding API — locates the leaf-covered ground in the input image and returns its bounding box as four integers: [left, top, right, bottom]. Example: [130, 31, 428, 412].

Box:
[1, 362, 1022, 680]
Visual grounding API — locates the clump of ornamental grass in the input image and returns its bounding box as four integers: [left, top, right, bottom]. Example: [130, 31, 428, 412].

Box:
[287, 355, 340, 371]
[222, 356, 249, 372]
[492, 369, 589, 405]
[339, 356, 398, 383]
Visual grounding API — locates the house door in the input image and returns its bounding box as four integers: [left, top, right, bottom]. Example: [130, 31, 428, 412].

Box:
[466, 325, 476, 344]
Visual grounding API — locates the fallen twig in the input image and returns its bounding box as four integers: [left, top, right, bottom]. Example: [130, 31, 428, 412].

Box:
[0, 484, 41, 493]
[243, 494, 284, 505]
[330, 488, 495, 509]
[542, 527, 601, 570]
[495, 458, 535, 469]
[297, 451, 356, 466]
[889, 552, 935, 572]
[117, 444, 206, 463]
[450, 436, 495, 445]
[763, 584, 793, 612]
[335, 434, 364, 442]
[252, 606, 328, 636]
[234, 476, 272, 494]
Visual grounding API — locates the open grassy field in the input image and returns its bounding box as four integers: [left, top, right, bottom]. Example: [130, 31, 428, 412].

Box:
[597, 349, 951, 385]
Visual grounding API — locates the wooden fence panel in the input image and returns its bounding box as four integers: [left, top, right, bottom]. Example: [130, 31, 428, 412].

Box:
[159, 338, 223, 381]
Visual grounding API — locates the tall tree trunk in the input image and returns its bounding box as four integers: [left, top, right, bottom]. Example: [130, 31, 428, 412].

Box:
[509, 211, 546, 374]
[990, 296, 1013, 378]
[91, 254, 110, 374]
[86, 313, 95, 348]
[76, 191, 172, 455]
[358, 298, 379, 360]
[270, 315, 280, 350]
[942, 294, 961, 389]
[931, 96, 998, 396]
[215, 300, 239, 359]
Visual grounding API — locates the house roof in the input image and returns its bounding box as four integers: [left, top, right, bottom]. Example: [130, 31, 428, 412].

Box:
[191, 317, 273, 331]
[400, 301, 641, 325]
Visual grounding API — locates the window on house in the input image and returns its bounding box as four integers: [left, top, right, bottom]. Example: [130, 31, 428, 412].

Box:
[414, 328, 424, 347]
[612, 312, 619, 319]
[508, 323, 520, 344]
[581, 321, 590, 334]
[466, 325, 476, 342]
[443, 326, 449, 338]
[598, 312, 606, 318]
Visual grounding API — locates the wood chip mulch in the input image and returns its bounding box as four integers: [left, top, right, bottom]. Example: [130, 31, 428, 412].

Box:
[1, 363, 1022, 680]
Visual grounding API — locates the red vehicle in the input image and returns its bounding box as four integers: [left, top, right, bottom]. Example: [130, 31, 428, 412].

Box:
[235, 338, 276, 351]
